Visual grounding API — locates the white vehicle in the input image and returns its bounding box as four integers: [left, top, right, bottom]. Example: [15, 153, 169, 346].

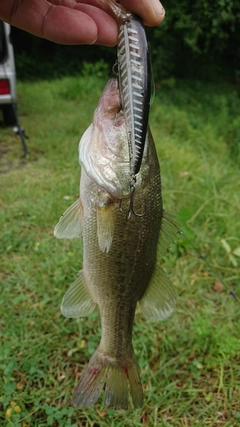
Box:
[0, 20, 17, 125]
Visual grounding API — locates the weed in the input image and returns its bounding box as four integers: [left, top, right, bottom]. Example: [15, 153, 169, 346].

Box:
[0, 76, 239, 426]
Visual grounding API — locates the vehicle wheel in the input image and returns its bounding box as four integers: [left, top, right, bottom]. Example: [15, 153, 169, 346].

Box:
[2, 103, 17, 126]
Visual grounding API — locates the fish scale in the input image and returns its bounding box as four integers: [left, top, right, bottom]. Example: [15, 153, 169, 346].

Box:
[117, 14, 151, 175]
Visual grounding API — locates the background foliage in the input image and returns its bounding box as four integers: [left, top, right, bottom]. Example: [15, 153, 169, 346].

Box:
[11, 0, 240, 82]
[0, 73, 240, 426]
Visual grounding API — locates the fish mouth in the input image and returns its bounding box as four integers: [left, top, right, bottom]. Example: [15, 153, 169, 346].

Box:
[97, 78, 121, 118]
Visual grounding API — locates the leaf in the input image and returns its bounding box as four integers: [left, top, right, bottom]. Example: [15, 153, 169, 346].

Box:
[47, 416, 54, 425]
[233, 247, 240, 257]
[205, 392, 213, 402]
[221, 238, 231, 253]
[229, 254, 238, 267]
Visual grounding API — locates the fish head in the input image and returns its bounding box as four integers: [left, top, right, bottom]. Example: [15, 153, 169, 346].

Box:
[79, 78, 142, 198]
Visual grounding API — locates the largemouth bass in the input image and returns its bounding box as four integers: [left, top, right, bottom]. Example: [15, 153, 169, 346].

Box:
[54, 78, 179, 409]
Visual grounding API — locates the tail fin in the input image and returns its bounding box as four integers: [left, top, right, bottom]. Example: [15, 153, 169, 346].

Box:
[72, 347, 143, 410]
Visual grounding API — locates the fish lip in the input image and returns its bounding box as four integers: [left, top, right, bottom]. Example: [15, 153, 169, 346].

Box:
[96, 78, 121, 117]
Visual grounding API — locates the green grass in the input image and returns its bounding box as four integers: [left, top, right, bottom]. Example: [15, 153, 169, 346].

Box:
[0, 74, 240, 427]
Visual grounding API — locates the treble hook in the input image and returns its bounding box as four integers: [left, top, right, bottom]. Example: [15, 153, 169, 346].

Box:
[119, 175, 146, 220]
[112, 60, 118, 76]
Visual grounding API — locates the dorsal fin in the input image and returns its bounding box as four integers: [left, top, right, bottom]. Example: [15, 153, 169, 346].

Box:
[139, 211, 181, 321]
[158, 211, 181, 256]
[139, 266, 177, 321]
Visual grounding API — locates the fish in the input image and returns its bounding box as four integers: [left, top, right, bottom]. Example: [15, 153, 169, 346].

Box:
[54, 78, 180, 409]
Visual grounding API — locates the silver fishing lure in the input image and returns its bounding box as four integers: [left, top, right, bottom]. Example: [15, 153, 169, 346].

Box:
[117, 13, 151, 176]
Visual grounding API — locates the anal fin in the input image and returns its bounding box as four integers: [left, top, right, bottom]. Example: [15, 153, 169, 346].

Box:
[61, 270, 96, 318]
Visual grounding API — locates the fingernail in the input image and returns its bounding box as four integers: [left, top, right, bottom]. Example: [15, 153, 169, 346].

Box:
[153, 0, 165, 19]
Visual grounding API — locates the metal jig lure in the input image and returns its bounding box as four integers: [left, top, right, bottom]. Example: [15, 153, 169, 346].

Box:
[107, 1, 151, 219]
[117, 13, 151, 176]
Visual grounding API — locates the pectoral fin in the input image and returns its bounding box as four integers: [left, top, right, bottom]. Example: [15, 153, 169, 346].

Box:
[54, 199, 83, 239]
[139, 266, 177, 321]
[61, 270, 96, 318]
[97, 205, 115, 253]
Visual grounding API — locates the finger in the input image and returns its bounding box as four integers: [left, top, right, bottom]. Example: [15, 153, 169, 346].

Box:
[75, 0, 165, 26]
[41, 5, 101, 44]
[120, 0, 165, 26]
[74, 3, 118, 46]
[2, 0, 117, 45]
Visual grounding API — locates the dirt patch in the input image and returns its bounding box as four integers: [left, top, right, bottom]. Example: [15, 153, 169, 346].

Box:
[0, 134, 28, 174]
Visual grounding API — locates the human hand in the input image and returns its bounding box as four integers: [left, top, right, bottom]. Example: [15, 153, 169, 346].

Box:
[0, 0, 165, 46]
